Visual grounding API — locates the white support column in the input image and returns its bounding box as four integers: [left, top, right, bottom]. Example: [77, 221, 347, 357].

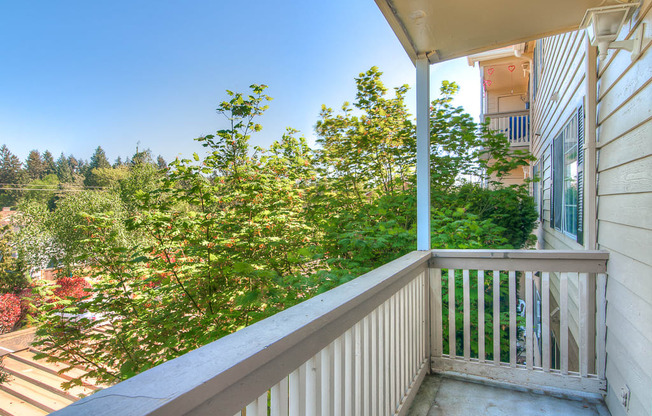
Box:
[416, 55, 431, 251]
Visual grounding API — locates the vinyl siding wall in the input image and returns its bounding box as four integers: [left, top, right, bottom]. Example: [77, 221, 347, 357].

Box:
[596, 3, 652, 415]
[531, 3, 652, 415]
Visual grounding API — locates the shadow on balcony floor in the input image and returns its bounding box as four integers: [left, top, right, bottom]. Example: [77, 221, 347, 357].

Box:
[408, 374, 610, 416]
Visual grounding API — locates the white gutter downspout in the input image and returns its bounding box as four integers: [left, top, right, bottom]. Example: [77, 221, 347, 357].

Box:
[416, 55, 431, 250]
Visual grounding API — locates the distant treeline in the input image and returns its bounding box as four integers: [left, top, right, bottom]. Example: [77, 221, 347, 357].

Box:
[0, 145, 168, 207]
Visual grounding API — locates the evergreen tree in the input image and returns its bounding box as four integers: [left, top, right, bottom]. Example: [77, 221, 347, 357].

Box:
[0, 145, 24, 205]
[113, 156, 124, 167]
[56, 153, 73, 183]
[156, 155, 167, 170]
[89, 146, 111, 170]
[25, 150, 45, 180]
[85, 147, 111, 187]
[42, 151, 56, 176]
[68, 156, 79, 174]
[131, 148, 153, 166]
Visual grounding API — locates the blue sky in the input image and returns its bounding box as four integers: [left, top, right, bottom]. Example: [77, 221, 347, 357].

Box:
[0, 1, 480, 164]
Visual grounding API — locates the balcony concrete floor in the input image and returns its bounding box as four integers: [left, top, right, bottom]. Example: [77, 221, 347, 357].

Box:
[408, 374, 610, 416]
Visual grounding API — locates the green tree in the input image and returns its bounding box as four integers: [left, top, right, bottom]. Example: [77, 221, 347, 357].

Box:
[316, 67, 414, 202]
[89, 146, 111, 171]
[33, 85, 317, 386]
[23, 174, 60, 206]
[156, 155, 167, 170]
[20, 191, 131, 274]
[84, 147, 111, 187]
[0, 226, 28, 293]
[56, 153, 73, 183]
[0, 145, 24, 206]
[42, 150, 56, 176]
[25, 150, 45, 180]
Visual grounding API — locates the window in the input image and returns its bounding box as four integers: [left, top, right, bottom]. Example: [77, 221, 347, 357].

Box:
[551, 106, 584, 243]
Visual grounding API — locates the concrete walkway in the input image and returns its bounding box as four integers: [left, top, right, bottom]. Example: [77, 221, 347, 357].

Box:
[408, 374, 611, 416]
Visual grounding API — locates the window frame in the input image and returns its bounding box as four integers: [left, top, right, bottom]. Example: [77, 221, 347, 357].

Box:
[551, 105, 584, 244]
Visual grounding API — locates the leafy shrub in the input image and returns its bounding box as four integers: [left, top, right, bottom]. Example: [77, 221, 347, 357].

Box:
[453, 183, 537, 248]
[0, 293, 21, 334]
[54, 276, 90, 301]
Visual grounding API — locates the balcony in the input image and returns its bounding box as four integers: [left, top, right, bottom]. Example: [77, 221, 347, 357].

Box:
[53, 249, 609, 416]
[485, 110, 531, 148]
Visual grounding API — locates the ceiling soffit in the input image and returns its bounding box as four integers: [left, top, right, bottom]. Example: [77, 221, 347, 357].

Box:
[374, 0, 639, 64]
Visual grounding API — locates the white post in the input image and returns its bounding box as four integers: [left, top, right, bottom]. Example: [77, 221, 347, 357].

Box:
[416, 55, 431, 250]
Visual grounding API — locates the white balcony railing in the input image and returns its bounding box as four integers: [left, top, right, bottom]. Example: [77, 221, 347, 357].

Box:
[485, 110, 530, 147]
[53, 249, 607, 415]
[430, 250, 607, 395]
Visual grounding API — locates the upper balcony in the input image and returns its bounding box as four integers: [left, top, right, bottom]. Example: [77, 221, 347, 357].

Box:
[485, 110, 531, 148]
[53, 249, 609, 416]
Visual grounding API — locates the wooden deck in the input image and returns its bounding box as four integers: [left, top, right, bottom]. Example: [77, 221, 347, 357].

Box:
[0, 347, 102, 416]
[408, 374, 610, 416]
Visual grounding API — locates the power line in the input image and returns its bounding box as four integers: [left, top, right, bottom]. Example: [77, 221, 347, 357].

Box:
[0, 183, 105, 188]
[0, 188, 93, 192]
[0, 186, 108, 192]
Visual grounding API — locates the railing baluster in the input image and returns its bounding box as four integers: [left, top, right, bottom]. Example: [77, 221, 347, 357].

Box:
[411, 277, 417, 376]
[245, 400, 256, 415]
[478, 270, 485, 363]
[448, 269, 456, 358]
[525, 271, 534, 370]
[542, 272, 551, 372]
[320, 345, 331, 416]
[402, 285, 408, 395]
[597, 273, 607, 380]
[354, 321, 362, 416]
[299, 362, 307, 416]
[420, 272, 425, 364]
[463, 269, 471, 361]
[422, 272, 427, 363]
[258, 393, 267, 416]
[289, 368, 300, 416]
[389, 295, 396, 413]
[560, 272, 569, 375]
[493, 270, 500, 365]
[579, 272, 590, 378]
[271, 376, 289, 416]
[509, 271, 516, 368]
[412, 276, 418, 370]
[431, 268, 443, 358]
[403, 284, 409, 393]
[344, 328, 353, 416]
[370, 310, 377, 416]
[333, 337, 342, 416]
[395, 290, 402, 406]
[305, 357, 317, 416]
[379, 302, 386, 416]
[362, 316, 369, 416]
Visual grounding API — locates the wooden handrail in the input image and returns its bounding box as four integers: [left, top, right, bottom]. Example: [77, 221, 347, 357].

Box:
[429, 249, 608, 273]
[484, 110, 530, 119]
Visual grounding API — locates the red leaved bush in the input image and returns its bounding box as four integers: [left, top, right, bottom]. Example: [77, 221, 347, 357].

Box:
[54, 276, 90, 301]
[0, 293, 21, 334]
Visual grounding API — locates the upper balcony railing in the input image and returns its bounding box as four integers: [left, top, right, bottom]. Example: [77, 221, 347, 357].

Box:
[485, 110, 530, 147]
[53, 249, 608, 416]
